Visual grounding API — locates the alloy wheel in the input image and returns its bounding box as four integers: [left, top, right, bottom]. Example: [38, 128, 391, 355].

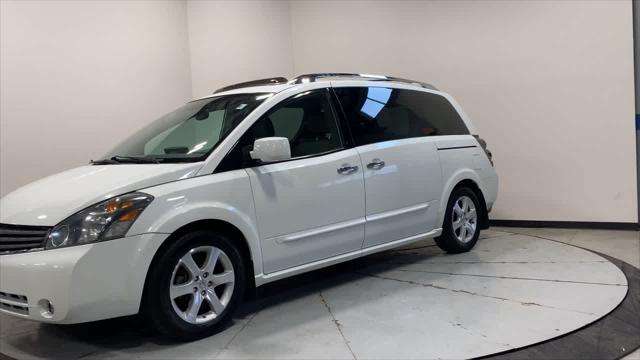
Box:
[169, 246, 235, 324]
[452, 195, 477, 243]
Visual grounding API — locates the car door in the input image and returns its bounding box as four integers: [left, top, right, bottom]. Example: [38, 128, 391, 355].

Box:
[333, 85, 444, 248]
[219, 89, 365, 274]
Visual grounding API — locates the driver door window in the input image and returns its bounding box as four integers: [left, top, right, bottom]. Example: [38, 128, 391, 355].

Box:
[257, 89, 342, 158]
[216, 89, 343, 172]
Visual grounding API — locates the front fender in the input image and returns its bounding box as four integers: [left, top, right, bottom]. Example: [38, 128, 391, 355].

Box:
[128, 170, 263, 275]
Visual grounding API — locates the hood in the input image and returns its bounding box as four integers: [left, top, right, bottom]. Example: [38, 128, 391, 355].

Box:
[0, 163, 202, 226]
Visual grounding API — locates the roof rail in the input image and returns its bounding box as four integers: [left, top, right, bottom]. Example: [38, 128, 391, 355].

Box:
[288, 73, 438, 91]
[213, 77, 288, 94]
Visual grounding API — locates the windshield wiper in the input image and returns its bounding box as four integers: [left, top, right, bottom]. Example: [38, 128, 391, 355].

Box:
[112, 155, 160, 164]
[91, 158, 119, 165]
[91, 156, 160, 165]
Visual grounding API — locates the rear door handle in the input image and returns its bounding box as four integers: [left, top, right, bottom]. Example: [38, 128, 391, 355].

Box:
[337, 164, 359, 175]
[366, 159, 385, 170]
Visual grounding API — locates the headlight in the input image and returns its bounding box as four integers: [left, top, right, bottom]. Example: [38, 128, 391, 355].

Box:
[45, 192, 153, 249]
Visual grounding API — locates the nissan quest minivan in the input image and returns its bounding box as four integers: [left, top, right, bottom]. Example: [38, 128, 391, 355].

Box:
[0, 73, 498, 340]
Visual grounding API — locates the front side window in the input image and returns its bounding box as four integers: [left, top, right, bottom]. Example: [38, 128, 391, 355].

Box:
[104, 93, 270, 163]
[265, 90, 342, 158]
[334, 87, 469, 146]
[216, 89, 342, 172]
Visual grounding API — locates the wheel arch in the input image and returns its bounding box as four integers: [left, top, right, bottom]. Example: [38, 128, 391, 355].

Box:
[438, 171, 490, 230]
[140, 219, 258, 312]
[451, 179, 489, 230]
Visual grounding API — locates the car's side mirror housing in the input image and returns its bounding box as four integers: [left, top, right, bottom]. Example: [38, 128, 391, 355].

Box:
[249, 137, 291, 163]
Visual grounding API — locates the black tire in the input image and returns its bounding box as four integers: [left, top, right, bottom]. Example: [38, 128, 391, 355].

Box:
[435, 187, 482, 253]
[143, 230, 246, 341]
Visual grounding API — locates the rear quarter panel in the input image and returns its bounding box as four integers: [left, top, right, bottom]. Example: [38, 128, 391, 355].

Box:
[434, 135, 498, 228]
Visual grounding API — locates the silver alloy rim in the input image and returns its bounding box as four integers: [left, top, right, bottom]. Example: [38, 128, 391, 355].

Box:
[452, 195, 477, 243]
[169, 246, 235, 324]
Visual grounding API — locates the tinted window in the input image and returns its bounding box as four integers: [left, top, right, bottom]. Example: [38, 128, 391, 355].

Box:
[334, 87, 469, 146]
[216, 89, 342, 172]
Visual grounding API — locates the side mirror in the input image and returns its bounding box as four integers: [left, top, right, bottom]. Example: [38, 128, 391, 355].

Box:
[249, 137, 291, 163]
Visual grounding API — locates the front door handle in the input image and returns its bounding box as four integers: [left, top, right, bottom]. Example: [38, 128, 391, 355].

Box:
[337, 164, 359, 175]
[366, 159, 386, 170]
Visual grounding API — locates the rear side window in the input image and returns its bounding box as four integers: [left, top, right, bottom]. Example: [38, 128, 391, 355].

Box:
[334, 87, 469, 146]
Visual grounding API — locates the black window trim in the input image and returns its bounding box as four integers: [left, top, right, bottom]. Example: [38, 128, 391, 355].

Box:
[329, 87, 356, 149]
[214, 88, 349, 173]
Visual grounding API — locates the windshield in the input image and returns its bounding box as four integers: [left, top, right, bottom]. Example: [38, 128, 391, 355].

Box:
[102, 93, 271, 163]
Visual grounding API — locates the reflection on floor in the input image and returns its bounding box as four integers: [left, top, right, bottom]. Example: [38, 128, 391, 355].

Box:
[0, 227, 638, 359]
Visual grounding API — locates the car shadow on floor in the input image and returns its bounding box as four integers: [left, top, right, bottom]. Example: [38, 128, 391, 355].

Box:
[2, 240, 469, 358]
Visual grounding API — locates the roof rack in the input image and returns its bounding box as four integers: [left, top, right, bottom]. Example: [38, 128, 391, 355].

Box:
[288, 73, 438, 91]
[213, 77, 288, 94]
[213, 73, 438, 94]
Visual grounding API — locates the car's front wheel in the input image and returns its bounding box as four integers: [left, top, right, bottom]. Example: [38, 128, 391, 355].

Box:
[143, 230, 246, 341]
[435, 187, 481, 253]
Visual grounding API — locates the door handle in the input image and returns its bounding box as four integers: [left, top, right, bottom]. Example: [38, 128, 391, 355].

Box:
[337, 164, 359, 175]
[366, 159, 386, 170]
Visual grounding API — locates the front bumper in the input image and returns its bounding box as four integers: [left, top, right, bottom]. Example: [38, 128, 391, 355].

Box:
[0, 232, 168, 324]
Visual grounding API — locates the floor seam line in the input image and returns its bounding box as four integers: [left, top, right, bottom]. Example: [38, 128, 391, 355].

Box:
[355, 271, 599, 316]
[318, 291, 357, 360]
[386, 269, 627, 287]
[214, 307, 262, 358]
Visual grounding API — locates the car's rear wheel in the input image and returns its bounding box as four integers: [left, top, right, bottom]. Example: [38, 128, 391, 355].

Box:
[435, 187, 481, 253]
[143, 230, 246, 341]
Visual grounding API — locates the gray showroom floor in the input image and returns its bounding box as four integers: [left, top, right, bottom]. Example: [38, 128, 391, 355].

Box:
[0, 227, 638, 359]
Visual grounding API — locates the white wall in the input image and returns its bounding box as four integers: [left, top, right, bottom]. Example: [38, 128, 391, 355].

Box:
[290, 0, 638, 223]
[187, 0, 293, 99]
[1, 0, 637, 223]
[0, 0, 192, 196]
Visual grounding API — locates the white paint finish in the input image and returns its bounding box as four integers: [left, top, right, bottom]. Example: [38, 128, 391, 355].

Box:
[247, 149, 365, 273]
[1, 233, 625, 359]
[357, 138, 443, 247]
[0, 163, 201, 226]
[257, 228, 442, 285]
[276, 218, 365, 244]
[436, 140, 499, 224]
[0, 233, 167, 324]
[130, 169, 263, 275]
[365, 202, 430, 223]
[291, 0, 637, 222]
[249, 137, 292, 162]
[186, 0, 294, 99]
[196, 84, 293, 100]
[0, 79, 496, 322]
[0, 0, 192, 197]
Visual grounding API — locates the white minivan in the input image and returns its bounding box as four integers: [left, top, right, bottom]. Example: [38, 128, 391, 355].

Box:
[0, 73, 498, 340]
